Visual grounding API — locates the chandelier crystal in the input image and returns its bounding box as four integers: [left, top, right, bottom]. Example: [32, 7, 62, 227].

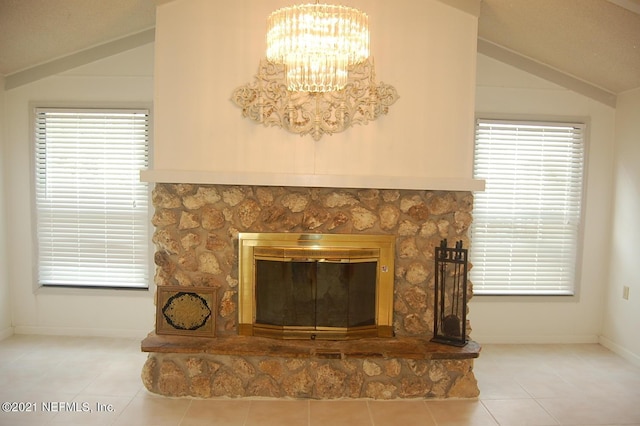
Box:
[266, 3, 370, 92]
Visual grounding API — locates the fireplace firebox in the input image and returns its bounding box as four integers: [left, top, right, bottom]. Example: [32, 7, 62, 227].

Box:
[238, 233, 395, 339]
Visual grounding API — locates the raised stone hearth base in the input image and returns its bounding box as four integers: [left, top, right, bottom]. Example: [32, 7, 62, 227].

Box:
[141, 334, 480, 399]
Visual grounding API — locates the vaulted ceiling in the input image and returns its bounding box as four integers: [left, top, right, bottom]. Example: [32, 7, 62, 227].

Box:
[478, 0, 640, 95]
[0, 0, 155, 76]
[1, 0, 639, 100]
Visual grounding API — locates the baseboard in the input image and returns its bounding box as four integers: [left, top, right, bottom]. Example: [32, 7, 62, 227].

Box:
[599, 336, 640, 368]
[13, 325, 150, 340]
[471, 334, 600, 344]
[0, 326, 14, 341]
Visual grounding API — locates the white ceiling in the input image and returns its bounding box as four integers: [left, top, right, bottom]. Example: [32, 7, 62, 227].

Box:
[0, 0, 156, 75]
[478, 0, 640, 94]
[1, 0, 639, 96]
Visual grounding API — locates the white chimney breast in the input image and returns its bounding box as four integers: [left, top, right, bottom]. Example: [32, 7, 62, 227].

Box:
[148, 0, 483, 191]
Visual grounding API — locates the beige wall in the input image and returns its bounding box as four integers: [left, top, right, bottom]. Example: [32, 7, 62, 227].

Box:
[0, 75, 11, 339]
[602, 88, 640, 364]
[152, 0, 479, 183]
[470, 54, 616, 345]
[3, 45, 155, 338]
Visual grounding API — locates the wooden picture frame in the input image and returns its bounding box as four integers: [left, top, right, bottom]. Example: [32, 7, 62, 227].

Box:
[156, 286, 216, 337]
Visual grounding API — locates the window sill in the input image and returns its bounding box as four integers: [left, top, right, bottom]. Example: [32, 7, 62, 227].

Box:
[35, 285, 153, 297]
[471, 293, 578, 302]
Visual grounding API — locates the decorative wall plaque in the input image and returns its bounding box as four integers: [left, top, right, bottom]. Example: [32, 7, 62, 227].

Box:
[156, 286, 216, 337]
[231, 58, 399, 140]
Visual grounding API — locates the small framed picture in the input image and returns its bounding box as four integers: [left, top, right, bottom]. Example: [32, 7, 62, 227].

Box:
[156, 286, 216, 337]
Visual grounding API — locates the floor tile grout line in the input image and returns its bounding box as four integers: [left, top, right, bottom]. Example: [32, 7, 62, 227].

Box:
[365, 400, 374, 426]
[177, 398, 193, 426]
[531, 397, 562, 426]
[478, 399, 502, 426]
[513, 376, 538, 400]
[421, 399, 438, 426]
[109, 388, 144, 426]
[243, 398, 253, 426]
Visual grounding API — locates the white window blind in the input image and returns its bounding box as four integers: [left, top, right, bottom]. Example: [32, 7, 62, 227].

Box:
[34, 108, 150, 289]
[471, 119, 585, 295]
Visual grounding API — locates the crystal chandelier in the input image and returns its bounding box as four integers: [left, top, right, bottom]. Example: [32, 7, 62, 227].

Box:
[266, 2, 370, 92]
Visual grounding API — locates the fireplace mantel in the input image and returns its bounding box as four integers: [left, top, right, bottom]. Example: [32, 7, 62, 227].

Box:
[140, 170, 485, 192]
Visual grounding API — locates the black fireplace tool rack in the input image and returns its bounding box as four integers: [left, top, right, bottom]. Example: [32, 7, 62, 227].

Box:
[431, 239, 468, 347]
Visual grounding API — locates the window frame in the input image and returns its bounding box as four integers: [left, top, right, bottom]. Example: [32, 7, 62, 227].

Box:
[30, 103, 154, 293]
[470, 115, 589, 298]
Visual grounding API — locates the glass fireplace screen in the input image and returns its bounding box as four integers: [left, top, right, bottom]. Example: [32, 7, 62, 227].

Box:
[255, 259, 377, 329]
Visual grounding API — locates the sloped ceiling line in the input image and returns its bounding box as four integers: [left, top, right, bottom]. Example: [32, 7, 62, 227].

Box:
[477, 38, 617, 107]
[4, 29, 155, 90]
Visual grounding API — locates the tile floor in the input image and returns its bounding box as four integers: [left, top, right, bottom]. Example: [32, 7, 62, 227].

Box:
[0, 335, 639, 425]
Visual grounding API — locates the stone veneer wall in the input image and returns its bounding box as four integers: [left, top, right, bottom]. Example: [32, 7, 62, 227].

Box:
[144, 183, 479, 399]
[150, 183, 474, 337]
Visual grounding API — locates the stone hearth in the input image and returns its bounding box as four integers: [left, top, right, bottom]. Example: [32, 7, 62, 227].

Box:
[142, 183, 480, 399]
[142, 334, 479, 399]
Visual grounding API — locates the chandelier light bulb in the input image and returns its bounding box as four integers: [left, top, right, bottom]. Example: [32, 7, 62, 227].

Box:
[266, 3, 370, 92]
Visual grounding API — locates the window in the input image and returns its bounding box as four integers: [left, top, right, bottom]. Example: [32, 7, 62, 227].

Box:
[34, 108, 150, 289]
[471, 119, 585, 295]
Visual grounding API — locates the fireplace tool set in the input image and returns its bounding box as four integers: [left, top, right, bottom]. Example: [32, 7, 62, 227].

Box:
[431, 239, 469, 347]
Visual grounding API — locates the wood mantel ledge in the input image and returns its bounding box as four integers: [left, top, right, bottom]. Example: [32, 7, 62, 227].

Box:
[141, 333, 481, 360]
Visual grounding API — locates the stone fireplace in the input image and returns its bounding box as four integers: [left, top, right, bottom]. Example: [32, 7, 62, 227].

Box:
[141, 183, 480, 399]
